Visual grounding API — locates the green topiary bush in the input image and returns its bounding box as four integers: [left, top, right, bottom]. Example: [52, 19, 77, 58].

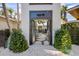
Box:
[9, 29, 29, 53]
[54, 28, 72, 54]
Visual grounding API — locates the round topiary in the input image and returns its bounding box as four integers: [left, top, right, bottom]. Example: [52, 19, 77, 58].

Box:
[54, 29, 72, 54]
[9, 29, 29, 53]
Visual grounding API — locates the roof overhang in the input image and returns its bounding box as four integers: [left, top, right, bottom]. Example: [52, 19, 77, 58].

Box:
[68, 5, 79, 20]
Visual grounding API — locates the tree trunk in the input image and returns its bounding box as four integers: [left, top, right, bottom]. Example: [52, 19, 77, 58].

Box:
[2, 3, 11, 32]
[17, 3, 20, 29]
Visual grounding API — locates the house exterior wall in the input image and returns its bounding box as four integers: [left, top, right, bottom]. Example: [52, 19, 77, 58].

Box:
[21, 3, 61, 45]
[0, 16, 18, 30]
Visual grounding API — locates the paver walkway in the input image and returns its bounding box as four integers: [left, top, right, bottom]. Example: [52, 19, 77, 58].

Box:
[69, 45, 79, 56]
[0, 43, 79, 56]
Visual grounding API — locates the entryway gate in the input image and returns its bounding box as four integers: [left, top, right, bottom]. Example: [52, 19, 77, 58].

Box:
[29, 11, 52, 45]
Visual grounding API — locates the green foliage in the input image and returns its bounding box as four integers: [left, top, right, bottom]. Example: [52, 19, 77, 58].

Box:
[61, 22, 77, 30]
[61, 22, 79, 45]
[54, 28, 72, 54]
[61, 5, 67, 20]
[9, 29, 29, 53]
[8, 8, 14, 15]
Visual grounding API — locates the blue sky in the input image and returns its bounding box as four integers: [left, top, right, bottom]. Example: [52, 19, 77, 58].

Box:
[0, 3, 17, 11]
[6, 3, 17, 11]
[0, 3, 21, 12]
[66, 3, 79, 9]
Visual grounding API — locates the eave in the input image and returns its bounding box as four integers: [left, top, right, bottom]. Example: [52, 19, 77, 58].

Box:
[68, 5, 79, 20]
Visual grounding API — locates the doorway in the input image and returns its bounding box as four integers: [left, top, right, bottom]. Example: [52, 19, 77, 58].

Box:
[29, 11, 52, 45]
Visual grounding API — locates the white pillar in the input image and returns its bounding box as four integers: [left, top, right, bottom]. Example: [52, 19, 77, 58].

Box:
[52, 3, 61, 44]
[21, 4, 30, 45]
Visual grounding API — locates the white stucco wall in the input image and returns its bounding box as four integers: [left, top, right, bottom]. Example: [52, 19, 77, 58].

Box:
[21, 3, 61, 45]
[52, 4, 61, 44]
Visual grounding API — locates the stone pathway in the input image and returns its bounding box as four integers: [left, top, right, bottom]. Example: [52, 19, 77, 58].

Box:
[36, 33, 47, 41]
[69, 45, 79, 56]
[1, 43, 79, 56]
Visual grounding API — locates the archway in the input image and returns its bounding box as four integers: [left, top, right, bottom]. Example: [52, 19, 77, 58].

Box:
[29, 11, 52, 45]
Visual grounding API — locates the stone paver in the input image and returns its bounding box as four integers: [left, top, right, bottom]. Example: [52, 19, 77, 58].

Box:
[69, 45, 79, 56]
[1, 44, 79, 56]
[36, 33, 47, 41]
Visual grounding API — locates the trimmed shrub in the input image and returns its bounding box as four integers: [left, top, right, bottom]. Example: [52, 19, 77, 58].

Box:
[9, 29, 29, 53]
[54, 28, 72, 53]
